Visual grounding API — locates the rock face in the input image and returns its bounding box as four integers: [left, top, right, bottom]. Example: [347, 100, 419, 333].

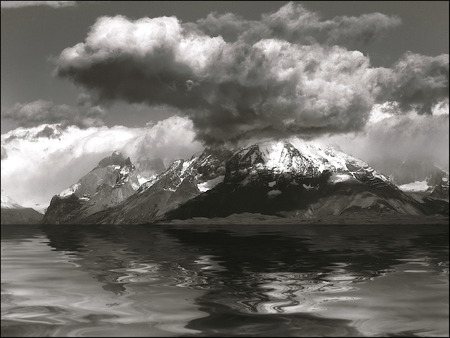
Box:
[43, 151, 141, 224]
[81, 147, 232, 224]
[164, 141, 430, 221]
[43, 140, 448, 224]
[1, 190, 43, 224]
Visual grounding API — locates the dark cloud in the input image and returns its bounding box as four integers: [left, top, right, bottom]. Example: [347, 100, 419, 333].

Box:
[376, 53, 449, 114]
[54, 2, 447, 145]
[2, 100, 105, 129]
[35, 125, 61, 138]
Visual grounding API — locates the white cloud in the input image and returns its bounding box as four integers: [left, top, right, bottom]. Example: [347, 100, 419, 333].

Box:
[367, 103, 395, 124]
[121, 115, 203, 167]
[319, 106, 449, 173]
[432, 99, 449, 116]
[1, 116, 201, 210]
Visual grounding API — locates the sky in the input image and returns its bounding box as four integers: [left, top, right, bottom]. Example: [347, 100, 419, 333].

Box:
[1, 1, 449, 210]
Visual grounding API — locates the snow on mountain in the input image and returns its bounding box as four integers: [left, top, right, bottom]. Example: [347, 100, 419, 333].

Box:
[137, 147, 231, 194]
[164, 140, 433, 222]
[198, 176, 225, 192]
[43, 139, 447, 224]
[226, 140, 393, 188]
[77, 147, 232, 224]
[399, 180, 429, 192]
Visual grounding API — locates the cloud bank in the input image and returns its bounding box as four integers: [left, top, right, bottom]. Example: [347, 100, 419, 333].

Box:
[54, 2, 448, 145]
[2, 100, 105, 129]
[319, 101, 450, 172]
[1, 116, 201, 209]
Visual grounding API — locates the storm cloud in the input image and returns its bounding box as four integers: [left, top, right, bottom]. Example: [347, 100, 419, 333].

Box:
[55, 2, 448, 145]
[2, 100, 106, 129]
[375, 53, 449, 114]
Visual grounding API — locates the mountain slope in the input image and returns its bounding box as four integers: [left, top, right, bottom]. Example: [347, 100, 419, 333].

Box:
[1, 190, 43, 224]
[164, 141, 430, 221]
[81, 147, 232, 224]
[43, 151, 144, 224]
[45, 140, 447, 224]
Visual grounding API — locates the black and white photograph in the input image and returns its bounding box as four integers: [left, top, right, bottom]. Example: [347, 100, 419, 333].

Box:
[1, 1, 449, 337]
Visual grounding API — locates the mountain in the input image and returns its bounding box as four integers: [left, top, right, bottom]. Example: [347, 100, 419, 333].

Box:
[1, 190, 43, 224]
[43, 151, 150, 224]
[370, 157, 449, 197]
[369, 157, 449, 216]
[395, 166, 449, 216]
[373, 157, 445, 185]
[43, 140, 448, 225]
[80, 147, 233, 224]
[164, 141, 432, 221]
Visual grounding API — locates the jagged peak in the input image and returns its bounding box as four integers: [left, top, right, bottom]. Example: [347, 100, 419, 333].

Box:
[229, 140, 310, 173]
[96, 151, 132, 169]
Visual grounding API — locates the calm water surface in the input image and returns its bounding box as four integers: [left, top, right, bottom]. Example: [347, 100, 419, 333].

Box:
[1, 224, 448, 337]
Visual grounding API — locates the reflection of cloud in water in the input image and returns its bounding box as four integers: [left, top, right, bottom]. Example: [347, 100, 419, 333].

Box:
[4, 224, 447, 337]
[320, 260, 449, 337]
[1, 236, 208, 337]
[241, 269, 362, 315]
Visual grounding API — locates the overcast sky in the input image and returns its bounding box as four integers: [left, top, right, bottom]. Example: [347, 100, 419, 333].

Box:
[1, 1, 449, 209]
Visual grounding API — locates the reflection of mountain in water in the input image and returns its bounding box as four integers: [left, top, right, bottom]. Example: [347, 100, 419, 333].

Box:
[3, 224, 447, 337]
[39, 225, 448, 304]
[2, 225, 448, 336]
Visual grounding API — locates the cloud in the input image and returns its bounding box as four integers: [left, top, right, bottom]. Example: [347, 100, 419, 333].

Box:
[54, 2, 446, 146]
[260, 2, 402, 45]
[55, 12, 379, 144]
[2, 100, 106, 129]
[375, 53, 449, 114]
[194, 2, 401, 45]
[319, 102, 449, 173]
[1, 1, 76, 9]
[1, 116, 200, 209]
[122, 115, 203, 167]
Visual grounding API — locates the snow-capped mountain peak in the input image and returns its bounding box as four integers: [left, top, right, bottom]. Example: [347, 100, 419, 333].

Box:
[57, 152, 139, 199]
[137, 147, 231, 194]
[225, 140, 393, 188]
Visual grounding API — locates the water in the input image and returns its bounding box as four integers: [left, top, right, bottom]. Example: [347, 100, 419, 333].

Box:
[1, 224, 448, 337]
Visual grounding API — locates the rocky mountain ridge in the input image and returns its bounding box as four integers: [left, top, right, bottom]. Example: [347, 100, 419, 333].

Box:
[41, 140, 449, 224]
